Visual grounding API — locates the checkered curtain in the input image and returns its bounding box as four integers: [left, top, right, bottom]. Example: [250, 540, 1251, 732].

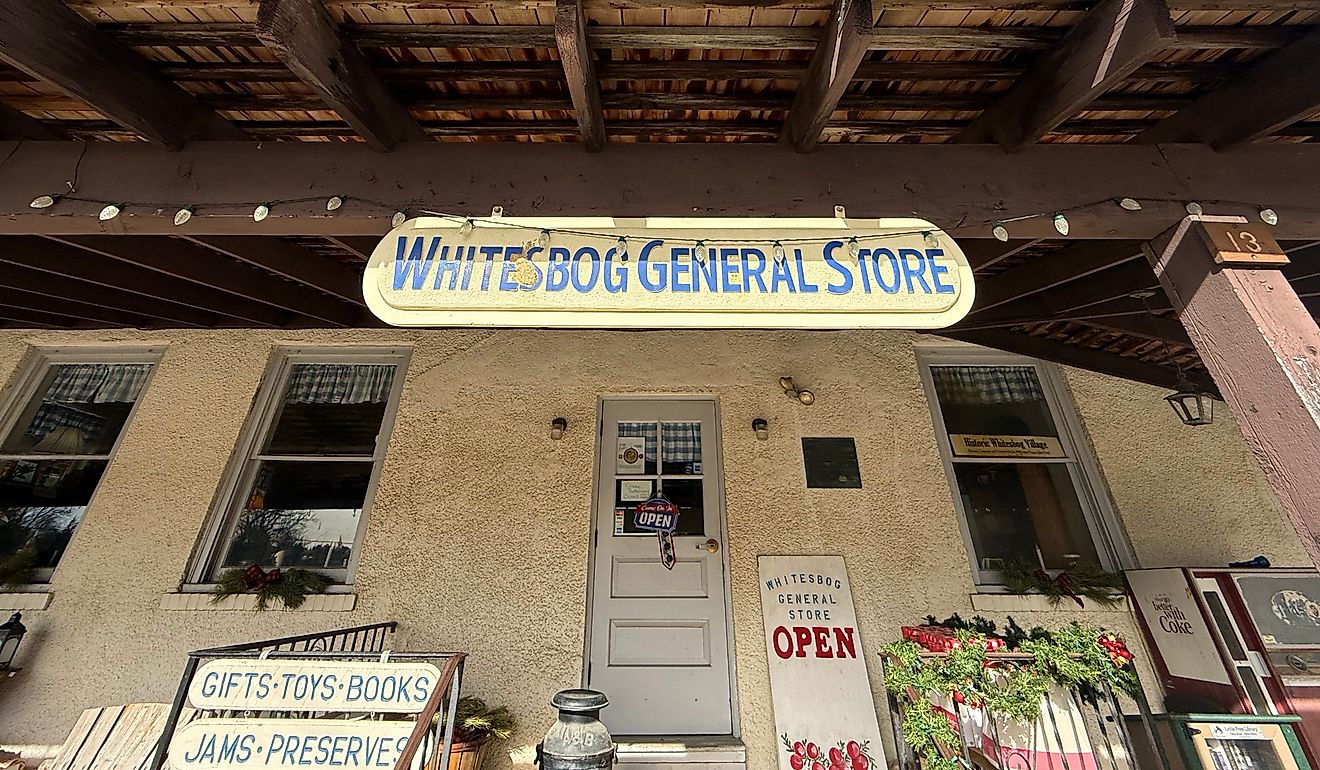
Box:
[930, 365, 1044, 405]
[284, 364, 396, 404]
[45, 364, 152, 404]
[618, 422, 702, 464]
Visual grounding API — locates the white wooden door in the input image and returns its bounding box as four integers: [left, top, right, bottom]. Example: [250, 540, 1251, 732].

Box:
[588, 398, 733, 735]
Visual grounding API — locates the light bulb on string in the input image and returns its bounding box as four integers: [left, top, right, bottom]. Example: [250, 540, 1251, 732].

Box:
[847, 237, 860, 258]
[98, 204, 122, 221]
[991, 223, 1009, 242]
[326, 196, 344, 212]
[29, 194, 60, 209]
[1260, 207, 1279, 226]
[458, 219, 475, 236]
[616, 236, 629, 262]
[923, 231, 939, 248]
[695, 240, 706, 264]
[253, 203, 271, 223]
[772, 241, 786, 261]
[1185, 202, 1203, 215]
[537, 229, 551, 248]
[1053, 212, 1069, 236]
[1115, 197, 1142, 211]
[391, 211, 407, 228]
[173, 207, 193, 227]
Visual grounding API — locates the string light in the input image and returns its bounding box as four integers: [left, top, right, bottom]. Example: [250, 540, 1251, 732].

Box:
[616, 236, 629, 262]
[1259, 207, 1278, 226]
[923, 231, 939, 248]
[391, 211, 407, 228]
[537, 229, 551, 248]
[29, 194, 59, 209]
[458, 219, 475, 236]
[1053, 212, 1069, 236]
[326, 195, 344, 212]
[173, 207, 193, 227]
[847, 237, 860, 258]
[1115, 197, 1142, 211]
[98, 204, 121, 221]
[1185, 202, 1203, 215]
[991, 223, 1009, 242]
[253, 203, 270, 223]
[694, 240, 706, 264]
[772, 241, 785, 260]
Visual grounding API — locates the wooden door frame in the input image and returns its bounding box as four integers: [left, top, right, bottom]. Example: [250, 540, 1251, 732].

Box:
[581, 393, 741, 737]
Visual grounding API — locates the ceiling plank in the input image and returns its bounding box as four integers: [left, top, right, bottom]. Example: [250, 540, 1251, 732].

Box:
[0, 102, 57, 140]
[0, 285, 155, 327]
[49, 235, 359, 327]
[0, 236, 283, 327]
[956, 0, 1174, 150]
[939, 327, 1215, 394]
[182, 236, 365, 305]
[255, 0, 424, 152]
[1082, 313, 1192, 345]
[780, 0, 873, 152]
[554, 0, 606, 151]
[1141, 28, 1320, 149]
[0, 3, 243, 148]
[969, 240, 1145, 314]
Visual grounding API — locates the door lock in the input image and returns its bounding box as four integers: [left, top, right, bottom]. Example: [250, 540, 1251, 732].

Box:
[697, 539, 720, 554]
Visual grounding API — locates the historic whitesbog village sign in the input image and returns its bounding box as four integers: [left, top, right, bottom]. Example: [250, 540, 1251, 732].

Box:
[759, 556, 885, 770]
[188, 659, 442, 712]
[363, 217, 974, 328]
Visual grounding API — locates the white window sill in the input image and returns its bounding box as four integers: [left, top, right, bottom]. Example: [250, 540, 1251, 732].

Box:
[0, 592, 52, 611]
[970, 592, 1129, 613]
[159, 592, 357, 612]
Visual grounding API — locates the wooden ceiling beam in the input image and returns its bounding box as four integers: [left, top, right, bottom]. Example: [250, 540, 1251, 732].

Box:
[54, 0, 1320, 11]
[0, 237, 289, 327]
[0, 3, 243, 148]
[554, 0, 606, 151]
[324, 236, 381, 260]
[49, 235, 360, 327]
[182, 236, 365, 306]
[1141, 27, 1320, 149]
[103, 23, 1297, 52]
[966, 259, 1163, 327]
[0, 285, 154, 328]
[938, 327, 1217, 394]
[0, 259, 215, 328]
[956, 0, 1174, 150]
[1082, 313, 1193, 345]
[962, 239, 1045, 272]
[255, 0, 424, 151]
[0, 102, 58, 140]
[781, 0, 873, 152]
[969, 239, 1146, 314]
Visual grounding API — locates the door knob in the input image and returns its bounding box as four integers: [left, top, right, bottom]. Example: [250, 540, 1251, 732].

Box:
[697, 538, 720, 553]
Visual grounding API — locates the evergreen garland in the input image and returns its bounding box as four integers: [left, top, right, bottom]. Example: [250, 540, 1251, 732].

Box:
[881, 620, 1139, 770]
[0, 546, 37, 589]
[211, 567, 331, 610]
[1001, 561, 1126, 608]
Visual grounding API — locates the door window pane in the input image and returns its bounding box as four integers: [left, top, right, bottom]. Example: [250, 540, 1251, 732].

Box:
[661, 478, 705, 536]
[661, 422, 702, 475]
[617, 422, 658, 475]
[0, 360, 153, 579]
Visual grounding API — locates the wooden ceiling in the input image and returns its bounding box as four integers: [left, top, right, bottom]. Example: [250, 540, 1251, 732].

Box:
[1, 0, 1319, 148]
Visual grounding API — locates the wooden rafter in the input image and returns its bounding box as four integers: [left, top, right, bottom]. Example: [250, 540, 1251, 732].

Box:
[963, 239, 1046, 273]
[554, 0, 606, 151]
[49, 235, 360, 327]
[324, 237, 381, 261]
[0, 102, 57, 140]
[1082, 314, 1192, 345]
[255, 0, 424, 152]
[54, 0, 1320, 11]
[969, 240, 1145, 314]
[0, 259, 215, 328]
[0, 3, 242, 148]
[781, 0, 873, 152]
[966, 259, 1162, 328]
[957, 0, 1174, 149]
[939, 327, 1217, 394]
[182, 236, 366, 306]
[0, 285, 154, 328]
[1141, 27, 1320, 149]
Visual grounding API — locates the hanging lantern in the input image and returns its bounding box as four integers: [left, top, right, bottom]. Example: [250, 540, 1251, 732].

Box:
[1165, 376, 1214, 426]
[0, 612, 26, 671]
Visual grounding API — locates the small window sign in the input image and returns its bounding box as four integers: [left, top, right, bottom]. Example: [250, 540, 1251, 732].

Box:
[802, 437, 862, 489]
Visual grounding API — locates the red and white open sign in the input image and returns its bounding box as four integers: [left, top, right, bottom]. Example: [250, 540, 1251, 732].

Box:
[634, 495, 679, 533]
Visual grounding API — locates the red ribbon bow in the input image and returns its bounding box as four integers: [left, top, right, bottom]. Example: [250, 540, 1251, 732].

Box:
[243, 564, 283, 590]
[1035, 569, 1084, 607]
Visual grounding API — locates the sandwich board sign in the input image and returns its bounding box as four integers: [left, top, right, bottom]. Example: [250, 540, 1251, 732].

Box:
[363, 216, 974, 329]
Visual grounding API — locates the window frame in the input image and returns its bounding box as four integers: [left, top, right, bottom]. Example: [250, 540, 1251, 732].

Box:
[916, 346, 1134, 588]
[0, 345, 163, 584]
[187, 345, 410, 586]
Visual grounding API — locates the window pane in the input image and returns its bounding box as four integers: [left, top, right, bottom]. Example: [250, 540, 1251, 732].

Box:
[617, 422, 657, 475]
[2, 364, 151, 455]
[931, 365, 1061, 439]
[0, 459, 108, 570]
[262, 364, 396, 456]
[660, 422, 702, 475]
[220, 460, 371, 572]
[953, 462, 1100, 571]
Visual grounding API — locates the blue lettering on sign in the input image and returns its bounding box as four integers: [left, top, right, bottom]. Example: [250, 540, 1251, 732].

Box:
[385, 236, 960, 302]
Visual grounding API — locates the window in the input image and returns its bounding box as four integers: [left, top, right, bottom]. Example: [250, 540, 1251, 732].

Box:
[195, 348, 407, 584]
[918, 349, 1129, 586]
[0, 351, 158, 582]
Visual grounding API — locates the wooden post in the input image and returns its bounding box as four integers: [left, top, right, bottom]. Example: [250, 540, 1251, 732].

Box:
[1144, 215, 1320, 566]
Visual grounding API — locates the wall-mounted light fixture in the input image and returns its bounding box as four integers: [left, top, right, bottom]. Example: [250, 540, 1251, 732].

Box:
[550, 417, 568, 440]
[751, 418, 769, 441]
[779, 376, 815, 406]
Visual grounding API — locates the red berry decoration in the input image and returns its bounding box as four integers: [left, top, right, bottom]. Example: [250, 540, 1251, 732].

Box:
[829, 747, 845, 765]
[791, 755, 806, 770]
[813, 762, 826, 770]
[847, 742, 861, 760]
[794, 742, 806, 757]
[852, 756, 870, 770]
[807, 743, 820, 759]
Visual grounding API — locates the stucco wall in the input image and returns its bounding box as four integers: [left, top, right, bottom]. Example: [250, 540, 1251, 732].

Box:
[0, 328, 1303, 769]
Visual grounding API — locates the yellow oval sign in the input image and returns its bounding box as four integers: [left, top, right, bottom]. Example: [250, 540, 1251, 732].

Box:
[362, 216, 975, 329]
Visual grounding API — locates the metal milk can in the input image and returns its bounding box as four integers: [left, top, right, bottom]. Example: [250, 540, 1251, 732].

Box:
[535, 689, 615, 769]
